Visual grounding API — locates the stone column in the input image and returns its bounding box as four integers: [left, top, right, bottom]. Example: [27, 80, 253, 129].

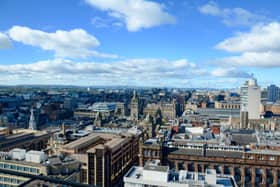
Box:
[230, 166, 235, 176]
[262, 168, 267, 185]
[201, 164, 205, 173]
[251, 167, 256, 185]
[208, 164, 214, 170]
[175, 161, 179, 171]
[184, 162, 189, 171]
[194, 163, 198, 172]
[240, 166, 245, 186]
[220, 165, 224, 174]
[139, 143, 143, 167]
[273, 169, 278, 186]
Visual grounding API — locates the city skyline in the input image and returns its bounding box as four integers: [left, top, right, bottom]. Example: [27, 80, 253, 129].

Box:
[0, 0, 280, 88]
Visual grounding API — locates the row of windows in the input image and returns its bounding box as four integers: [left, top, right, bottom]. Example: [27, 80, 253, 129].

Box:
[0, 177, 26, 184]
[247, 155, 276, 161]
[0, 162, 40, 174]
[0, 184, 18, 187]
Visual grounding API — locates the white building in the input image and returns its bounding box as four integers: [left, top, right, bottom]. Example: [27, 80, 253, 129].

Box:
[124, 165, 237, 187]
[240, 77, 261, 128]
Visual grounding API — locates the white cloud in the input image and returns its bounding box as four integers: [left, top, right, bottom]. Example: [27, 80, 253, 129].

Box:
[91, 16, 123, 28]
[199, 1, 220, 16]
[215, 22, 280, 67]
[211, 67, 250, 78]
[0, 32, 12, 49]
[8, 26, 118, 59]
[216, 22, 280, 52]
[199, 1, 267, 27]
[0, 58, 201, 86]
[218, 52, 280, 67]
[0, 58, 250, 87]
[85, 0, 176, 31]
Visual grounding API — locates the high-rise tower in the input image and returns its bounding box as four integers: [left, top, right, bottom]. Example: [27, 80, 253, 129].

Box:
[240, 76, 261, 128]
[267, 84, 279, 102]
[28, 108, 37, 130]
[130, 90, 139, 121]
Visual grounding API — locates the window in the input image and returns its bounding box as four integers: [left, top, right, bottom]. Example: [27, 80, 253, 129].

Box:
[269, 156, 275, 161]
[4, 164, 9, 169]
[24, 167, 30, 172]
[248, 155, 254, 160]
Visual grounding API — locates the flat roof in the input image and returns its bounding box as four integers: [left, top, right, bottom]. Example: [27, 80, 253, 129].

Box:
[125, 166, 237, 187]
[62, 133, 100, 149]
[247, 149, 280, 156]
[143, 165, 169, 172]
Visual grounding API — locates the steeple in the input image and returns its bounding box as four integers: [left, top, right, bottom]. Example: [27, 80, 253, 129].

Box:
[133, 89, 137, 99]
[28, 108, 37, 130]
[130, 90, 139, 121]
[94, 112, 102, 127]
[62, 122, 66, 136]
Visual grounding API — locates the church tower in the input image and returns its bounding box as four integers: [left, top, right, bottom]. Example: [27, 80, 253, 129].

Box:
[94, 112, 102, 127]
[28, 108, 37, 130]
[130, 90, 139, 121]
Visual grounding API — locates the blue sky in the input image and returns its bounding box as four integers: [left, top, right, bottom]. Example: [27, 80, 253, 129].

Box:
[0, 0, 280, 88]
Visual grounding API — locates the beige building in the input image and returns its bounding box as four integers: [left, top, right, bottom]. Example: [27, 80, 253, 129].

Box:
[262, 103, 280, 115]
[215, 101, 240, 110]
[0, 127, 9, 136]
[60, 130, 142, 187]
[144, 101, 176, 120]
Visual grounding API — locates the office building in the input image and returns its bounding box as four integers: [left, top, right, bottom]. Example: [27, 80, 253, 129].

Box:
[240, 77, 261, 128]
[0, 148, 81, 186]
[61, 128, 142, 186]
[267, 84, 279, 102]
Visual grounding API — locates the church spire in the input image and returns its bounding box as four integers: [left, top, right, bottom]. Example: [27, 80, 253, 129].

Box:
[131, 90, 139, 121]
[29, 108, 37, 130]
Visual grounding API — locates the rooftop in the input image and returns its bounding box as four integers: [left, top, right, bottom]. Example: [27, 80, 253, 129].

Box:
[247, 149, 280, 156]
[143, 165, 169, 172]
[91, 102, 116, 112]
[62, 133, 100, 150]
[124, 166, 237, 187]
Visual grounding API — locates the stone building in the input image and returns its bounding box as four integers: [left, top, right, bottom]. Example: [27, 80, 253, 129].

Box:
[139, 141, 280, 186]
[60, 129, 142, 187]
[143, 100, 176, 120]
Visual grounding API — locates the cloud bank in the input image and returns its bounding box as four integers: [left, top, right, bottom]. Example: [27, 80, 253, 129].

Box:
[0, 32, 12, 49]
[85, 0, 176, 31]
[199, 1, 267, 27]
[216, 22, 280, 67]
[8, 26, 118, 59]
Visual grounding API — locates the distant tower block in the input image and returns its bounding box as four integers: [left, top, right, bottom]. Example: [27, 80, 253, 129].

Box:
[130, 90, 139, 121]
[240, 76, 261, 129]
[29, 108, 37, 130]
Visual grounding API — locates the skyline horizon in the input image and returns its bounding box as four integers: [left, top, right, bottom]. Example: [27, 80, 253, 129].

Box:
[1, 0, 280, 87]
